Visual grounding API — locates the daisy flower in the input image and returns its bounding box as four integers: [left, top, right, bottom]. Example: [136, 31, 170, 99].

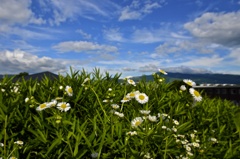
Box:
[14, 140, 24, 145]
[121, 96, 131, 103]
[48, 100, 57, 107]
[126, 131, 138, 136]
[173, 119, 179, 125]
[81, 78, 90, 86]
[9, 157, 17, 159]
[36, 103, 49, 111]
[91, 152, 98, 158]
[131, 117, 143, 128]
[148, 115, 158, 122]
[189, 88, 202, 102]
[57, 102, 71, 112]
[159, 69, 168, 75]
[139, 110, 151, 115]
[135, 93, 149, 104]
[65, 86, 73, 96]
[126, 91, 139, 99]
[114, 111, 124, 118]
[111, 104, 119, 109]
[183, 79, 196, 86]
[25, 97, 29, 103]
[127, 79, 136, 86]
[180, 85, 186, 91]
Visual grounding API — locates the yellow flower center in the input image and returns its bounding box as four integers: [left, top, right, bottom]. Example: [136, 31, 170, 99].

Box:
[40, 103, 47, 109]
[68, 87, 73, 94]
[139, 95, 145, 100]
[129, 92, 135, 97]
[123, 97, 129, 100]
[187, 82, 192, 86]
[61, 104, 67, 109]
[194, 90, 200, 97]
[135, 121, 141, 126]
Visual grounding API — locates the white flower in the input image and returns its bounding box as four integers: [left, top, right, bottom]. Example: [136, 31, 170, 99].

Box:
[187, 151, 193, 156]
[180, 85, 186, 91]
[25, 97, 29, 103]
[189, 88, 202, 102]
[126, 91, 139, 99]
[82, 78, 90, 86]
[127, 79, 136, 86]
[0, 143, 4, 147]
[210, 137, 218, 143]
[57, 102, 71, 112]
[91, 152, 98, 158]
[162, 125, 167, 129]
[1, 89, 5, 92]
[9, 157, 17, 159]
[192, 142, 200, 147]
[135, 93, 148, 104]
[183, 79, 196, 86]
[185, 145, 191, 151]
[111, 104, 119, 109]
[14, 140, 24, 145]
[36, 103, 50, 111]
[48, 100, 57, 107]
[173, 119, 179, 125]
[190, 133, 195, 139]
[172, 126, 177, 132]
[159, 69, 168, 75]
[148, 115, 158, 122]
[121, 96, 131, 103]
[114, 111, 124, 118]
[59, 86, 63, 90]
[65, 86, 73, 96]
[126, 131, 138, 136]
[139, 110, 151, 115]
[131, 117, 143, 128]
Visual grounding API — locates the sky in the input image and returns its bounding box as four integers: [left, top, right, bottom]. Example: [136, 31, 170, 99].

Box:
[0, 0, 240, 78]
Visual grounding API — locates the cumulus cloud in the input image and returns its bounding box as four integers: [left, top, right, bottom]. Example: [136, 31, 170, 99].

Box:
[53, 41, 118, 53]
[184, 11, 240, 47]
[0, 50, 68, 74]
[0, 0, 45, 25]
[119, 1, 161, 21]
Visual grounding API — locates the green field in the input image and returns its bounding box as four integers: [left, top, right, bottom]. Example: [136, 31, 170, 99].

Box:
[0, 68, 240, 159]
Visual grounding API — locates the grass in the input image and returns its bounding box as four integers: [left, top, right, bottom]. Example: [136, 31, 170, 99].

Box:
[0, 68, 240, 159]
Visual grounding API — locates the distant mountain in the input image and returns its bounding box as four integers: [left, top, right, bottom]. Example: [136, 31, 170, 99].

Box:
[0, 71, 58, 82]
[131, 72, 240, 84]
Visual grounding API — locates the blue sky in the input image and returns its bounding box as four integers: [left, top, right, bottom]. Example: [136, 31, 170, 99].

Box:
[0, 0, 240, 77]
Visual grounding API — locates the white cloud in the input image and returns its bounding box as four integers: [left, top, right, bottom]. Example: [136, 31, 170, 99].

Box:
[154, 40, 215, 55]
[119, 1, 161, 21]
[0, 50, 67, 74]
[103, 28, 126, 42]
[229, 47, 240, 64]
[53, 41, 118, 53]
[181, 55, 224, 67]
[0, 0, 45, 25]
[184, 11, 240, 47]
[45, 0, 120, 25]
[76, 29, 92, 39]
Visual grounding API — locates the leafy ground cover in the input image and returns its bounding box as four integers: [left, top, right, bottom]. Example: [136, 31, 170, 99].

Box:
[0, 68, 240, 159]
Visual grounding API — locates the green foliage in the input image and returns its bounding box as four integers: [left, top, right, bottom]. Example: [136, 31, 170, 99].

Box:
[0, 68, 239, 158]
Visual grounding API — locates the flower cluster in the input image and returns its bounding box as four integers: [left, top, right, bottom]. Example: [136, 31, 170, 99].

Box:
[182, 79, 203, 102]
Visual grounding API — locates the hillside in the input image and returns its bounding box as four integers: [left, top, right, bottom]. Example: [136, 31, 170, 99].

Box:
[131, 72, 240, 84]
